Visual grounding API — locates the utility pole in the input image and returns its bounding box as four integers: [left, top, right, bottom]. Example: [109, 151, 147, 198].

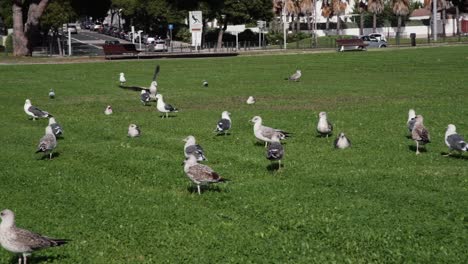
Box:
[432, 0, 437, 41]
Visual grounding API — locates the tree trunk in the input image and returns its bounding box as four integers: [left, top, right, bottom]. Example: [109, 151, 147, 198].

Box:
[360, 11, 364, 35]
[373, 13, 377, 33]
[296, 15, 301, 33]
[307, 12, 311, 33]
[57, 35, 63, 56]
[336, 15, 341, 36]
[397, 15, 401, 45]
[216, 20, 227, 50]
[326, 17, 330, 34]
[12, 0, 49, 56]
[456, 6, 460, 36]
[442, 8, 446, 37]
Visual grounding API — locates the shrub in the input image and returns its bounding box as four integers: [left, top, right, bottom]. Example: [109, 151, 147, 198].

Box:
[5, 34, 13, 53]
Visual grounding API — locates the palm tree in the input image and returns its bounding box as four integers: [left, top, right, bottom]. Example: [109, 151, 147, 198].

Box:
[321, 0, 333, 34]
[358, 1, 368, 36]
[284, 0, 300, 33]
[300, 0, 314, 33]
[367, 0, 384, 33]
[332, 0, 348, 36]
[392, 0, 410, 45]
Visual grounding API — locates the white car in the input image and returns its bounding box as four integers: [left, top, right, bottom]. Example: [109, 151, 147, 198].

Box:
[154, 39, 167, 52]
[368, 33, 387, 42]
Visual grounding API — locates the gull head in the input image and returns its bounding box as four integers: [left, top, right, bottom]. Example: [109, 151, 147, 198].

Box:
[251, 116, 262, 124]
[48, 117, 57, 125]
[446, 124, 456, 134]
[119, 72, 124, 77]
[0, 209, 15, 227]
[296, 70, 301, 74]
[129, 124, 138, 130]
[155, 94, 163, 100]
[319, 111, 327, 119]
[183, 135, 196, 144]
[408, 109, 416, 119]
[222, 111, 231, 118]
[339, 132, 346, 139]
[25, 99, 31, 105]
[106, 105, 112, 110]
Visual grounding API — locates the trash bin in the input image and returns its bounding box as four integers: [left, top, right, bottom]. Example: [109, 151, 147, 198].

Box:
[410, 33, 416, 47]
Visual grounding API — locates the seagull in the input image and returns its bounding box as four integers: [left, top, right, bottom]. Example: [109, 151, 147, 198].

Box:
[334, 132, 351, 149]
[286, 70, 301, 81]
[202, 80, 208, 87]
[215, 111, 231, 135]
[411, 115, 430, 154]
[119, 72, 126, 85]
[155, 94, 178, 118]
[104, 105, 113, 115]
[266, 133, 284, 170]
[0, 209, 69, 264]
[48, 117, 63, 138]
[183, 135, 207, 161]
[246, 96, 256, 105]
[183, 155, 225, 195]
[24, 99, 51, 120]
[149, 64, 160, 100]
[251, 116, 291, 147]
[128, 124, 141, 138]
[140, 90, 151, 106]
[36, 126, 57, 160]
[407, 109, 416, 132]
[317, 112, 333, 137]
[444, 124, 467, 156]
[48, 89, 55, 99]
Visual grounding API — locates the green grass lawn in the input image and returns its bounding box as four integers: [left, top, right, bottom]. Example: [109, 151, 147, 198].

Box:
[0, 46, 467, 263]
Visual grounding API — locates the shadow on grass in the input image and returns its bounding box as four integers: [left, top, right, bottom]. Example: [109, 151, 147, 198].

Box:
[186, 184, 225, 194]
[408, 145, 428, 153]
[266, 162, 283, 172]
[440, 152, 468, 160]
[316, 134, 333, 138]
[38, 152, 60, 160]
[214, 132, 231, 137]
[9, 254, 68, 264]
[159, 115, 178, 119]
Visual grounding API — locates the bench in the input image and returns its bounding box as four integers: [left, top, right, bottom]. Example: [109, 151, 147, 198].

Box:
[102, 44, 140, 59]
[335, 39, 368, 52]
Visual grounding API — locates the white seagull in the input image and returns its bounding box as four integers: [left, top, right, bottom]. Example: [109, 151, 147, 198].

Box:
[202, 80, 208, 87]
[155, 94, 178, 118]
[411, 115, 430, 155]
[149, 81, 158, 100]
[334, 132, 351, 149]
[286, 70, 301, 81]
[183, 155, 225, 195]
[36, 126, 57, 160]
[48, 117, 63, 138]
[246, 96, 256, 105]
[24, 99, 51, 120]
[215, 111, 231, 135]
[104, 105, 113, 115]
[407, 109, 416, 133]
[444, 124, 467, 156]
[140, 90, 151, 106]
[128, 124, 141, 138]
[266, 133, 284, 170]
[0, 209, 69, 264]
[48, 89, 55, 99]
[251, 116, 291, 147]
[184, 135, 207, 161]
[317, 112, 333, 137]
[119, 72, 126, 85]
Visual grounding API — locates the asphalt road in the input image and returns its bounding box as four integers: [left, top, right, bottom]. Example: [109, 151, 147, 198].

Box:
[69, 30, 132, 56]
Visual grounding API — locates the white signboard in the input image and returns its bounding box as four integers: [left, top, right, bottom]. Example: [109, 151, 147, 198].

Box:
[189, 11, 203, 32]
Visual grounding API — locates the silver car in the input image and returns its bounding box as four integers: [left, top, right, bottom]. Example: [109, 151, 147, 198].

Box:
[360, 35, 387, 48]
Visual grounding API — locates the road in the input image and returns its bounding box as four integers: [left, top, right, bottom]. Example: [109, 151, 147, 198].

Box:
[69, 30, 132, 56]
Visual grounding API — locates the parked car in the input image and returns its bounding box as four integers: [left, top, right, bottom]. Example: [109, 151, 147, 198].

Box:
[64, 25, 78, 34]
[368, 33, 387, 42]
[93, 23, 102, 31]
[359, 35, 387, 48]
[154, 39, 168, 52]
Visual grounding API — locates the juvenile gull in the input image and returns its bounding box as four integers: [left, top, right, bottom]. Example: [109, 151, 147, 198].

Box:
[119, 72, 126, 85]
[104, 105, 113, 115]
[286, 70, 301, 81]
[183, 135, 207, 161]
[36, 126, 57, 160]
[411, 115, 430, 154]
[128, 124, 141, 138]
[48, 89, 55, 99]
[317, 112, 333, 137]
[251, 116, 291, 147]
[444, 124, 467, 156]
[140, 90, 151, 106]
[24, 99, 51, 120]
[266, 133, 284, 170]
[215, 111, 231, 135]
[0, 209, 69, 264]
[183, 155, 225, 195]
[334, 132, 351, 149]
[246, 96, 256, 105]
[48, 117, 63, 138]
[407, 109, 416, 132]
[155, 94, 178, 118]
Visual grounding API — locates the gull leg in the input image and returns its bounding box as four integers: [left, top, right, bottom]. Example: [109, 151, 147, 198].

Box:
[166, 112, 168, 119]
[415, 141, 420, 155]
[49, 152, 53, 160]
[18, 256, 21, 264]
[443, 149, 452, 157]
[23, 254, 27, 264]
[197, 185, 201, 195]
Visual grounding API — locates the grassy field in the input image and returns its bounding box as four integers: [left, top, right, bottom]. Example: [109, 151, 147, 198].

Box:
[0, 46, 467, 263]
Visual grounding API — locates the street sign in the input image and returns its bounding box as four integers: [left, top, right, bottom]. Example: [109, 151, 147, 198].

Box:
[168, 24, 174, 30]
[189, 11, 203, 32]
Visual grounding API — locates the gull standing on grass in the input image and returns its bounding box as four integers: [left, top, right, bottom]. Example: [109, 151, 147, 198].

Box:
[317, 112, 333, 137]
[334, 132, 351, 149]
[155, 94, 178, 118]
[286, 70, 301, 81]
[48, 89, 55, 99]
[266, 133, 284, 170]
[0, 209, 69, 264]
[444, 124, 467, 156]
[140, 90, 151, 106]
[246, 96, 256, 105]
[407, 109, 416, 132]
[149, 64, 160, 100]
[411, 115, 430, 154]
[119, 72, 126, 85]
[36, 126, 57, 160]
[104, 105, 113, 115]
[251, 116, 291, 147]
[184, 135, 207, 161]
[184, 155, 225, 195]
[215, 111, 231, 135]
[128, 124, 141, 138]
[48, 117, 63, 138]
[24, 99, 52, 120]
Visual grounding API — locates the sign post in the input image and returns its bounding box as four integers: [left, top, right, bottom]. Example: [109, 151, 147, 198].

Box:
[67, 28, 72, 56]
[257, 21, 266, 48]
[168, 24, 173, 52]
[189, 11, 203, 51]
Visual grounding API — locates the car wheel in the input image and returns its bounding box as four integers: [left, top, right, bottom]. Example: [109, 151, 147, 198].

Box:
[380, 45, 387, 48]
